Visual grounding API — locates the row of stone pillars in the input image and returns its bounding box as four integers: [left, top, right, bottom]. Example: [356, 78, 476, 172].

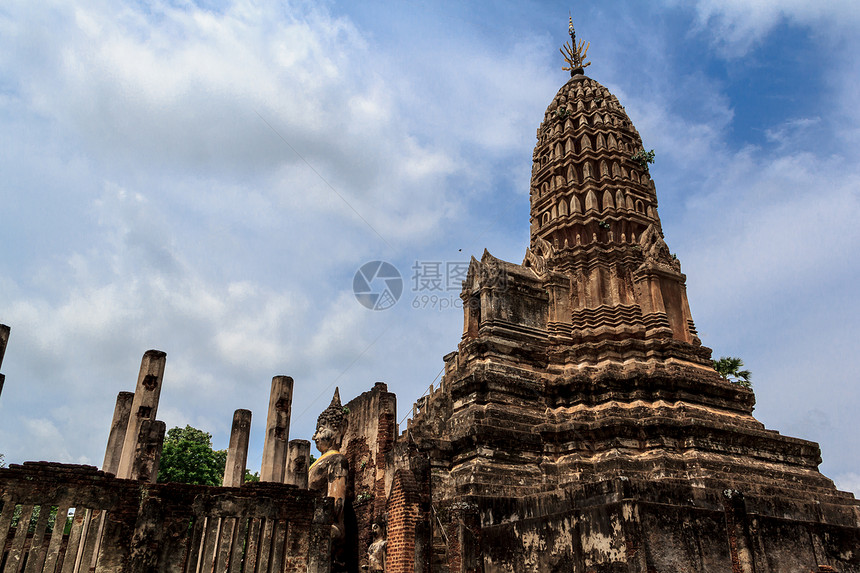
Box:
[103, 351, 311, 488]
[222, 375, 311, 488]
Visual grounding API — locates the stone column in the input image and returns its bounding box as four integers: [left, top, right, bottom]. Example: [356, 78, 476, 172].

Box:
[117, 350, 167, 479]
[587, 267, 599, 307]
[102, 392, 135, 475]
[608, 263, 621, 305]
[545, 276, 571, 327]
[285, 439, 310, 489]
[0, 324, 9, 400]
[130, 419, 166, 483]
[223, 409, 252, 487]
[0, 324, 9, 369]
[260, 376, 293, 483]
[649, 276, 666, 313]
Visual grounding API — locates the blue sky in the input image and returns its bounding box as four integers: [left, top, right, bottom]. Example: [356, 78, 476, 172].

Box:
[1, 0, 859, 494]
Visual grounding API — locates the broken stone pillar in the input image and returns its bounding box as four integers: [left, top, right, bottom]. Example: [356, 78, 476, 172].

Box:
[0, 324, 8, 400]
[117, 350, 167, 479]
[260, 375, 293, 483]
[0, 324, 9, 367]
[223, 409, 252, 487]
[285, 439, 311, 489]
[102, 391, 135, 475]
[130, 419, 166, 483]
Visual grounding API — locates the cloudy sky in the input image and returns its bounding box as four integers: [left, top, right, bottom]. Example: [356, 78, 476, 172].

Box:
[1, 0, 859, 494]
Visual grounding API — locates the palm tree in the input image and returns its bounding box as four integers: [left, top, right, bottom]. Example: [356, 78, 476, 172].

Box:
[713, 356, 752, 389]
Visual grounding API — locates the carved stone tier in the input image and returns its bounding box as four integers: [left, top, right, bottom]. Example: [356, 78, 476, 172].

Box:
[463, 249, 707, 369]
[410, 322, 860, 569]
[530, 75, 660, 249]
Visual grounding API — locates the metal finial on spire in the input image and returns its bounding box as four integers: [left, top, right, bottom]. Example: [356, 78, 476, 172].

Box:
[561, 12, 590, 76]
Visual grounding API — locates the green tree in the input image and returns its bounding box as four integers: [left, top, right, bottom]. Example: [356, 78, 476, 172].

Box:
[713, 356, 752, 389]
[631, 148, 656, 170]
[243, 469, 260, 483]
[157, 425, 227, 486]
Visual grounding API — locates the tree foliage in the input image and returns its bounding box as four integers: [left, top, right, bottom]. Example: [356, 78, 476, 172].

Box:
[713, 356, 752, 389]
[10, 505, 72, 534]
[157, 425, 227, 486]
[631, 148, 656, 169]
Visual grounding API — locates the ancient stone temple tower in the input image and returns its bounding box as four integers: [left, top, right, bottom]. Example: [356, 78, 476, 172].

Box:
[2, 18, 859, 573]
[407, 19, 860, 572]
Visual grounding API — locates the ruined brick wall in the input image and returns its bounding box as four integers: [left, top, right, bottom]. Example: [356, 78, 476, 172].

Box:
[0, 462, 332, 573]
[0, 462, 139, 573]
[385, 470, 420, 573]
[373, 404, 396, 519]
[342, 382, 397, 570]
[383, 437, 431, 573]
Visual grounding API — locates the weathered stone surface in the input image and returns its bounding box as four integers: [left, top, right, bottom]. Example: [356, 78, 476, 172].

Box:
[116, 350, 166, 480]
[223, 408, 252, 487]
[286, 438, 311, 489]
[260, 375, 293, 483]
[129, 418, 165, 483]
[102, 391, 134, 475]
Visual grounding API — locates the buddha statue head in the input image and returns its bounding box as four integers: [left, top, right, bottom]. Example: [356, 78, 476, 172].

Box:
[313, 388, 347, 455]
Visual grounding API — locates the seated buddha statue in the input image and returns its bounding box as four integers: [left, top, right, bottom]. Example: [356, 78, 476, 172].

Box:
[308, 388, 349, 570]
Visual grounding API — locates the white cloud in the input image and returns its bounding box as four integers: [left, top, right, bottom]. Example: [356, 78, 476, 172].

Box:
[0, 0, 472, 250]
[683, 150, 860, 306]
[764, 117, 822, 147]
[668, 0, 860, 54]
[1, 0, 857, 486]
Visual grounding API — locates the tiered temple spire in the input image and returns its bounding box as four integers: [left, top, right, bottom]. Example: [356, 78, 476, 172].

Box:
[518, 20, 702, 355]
